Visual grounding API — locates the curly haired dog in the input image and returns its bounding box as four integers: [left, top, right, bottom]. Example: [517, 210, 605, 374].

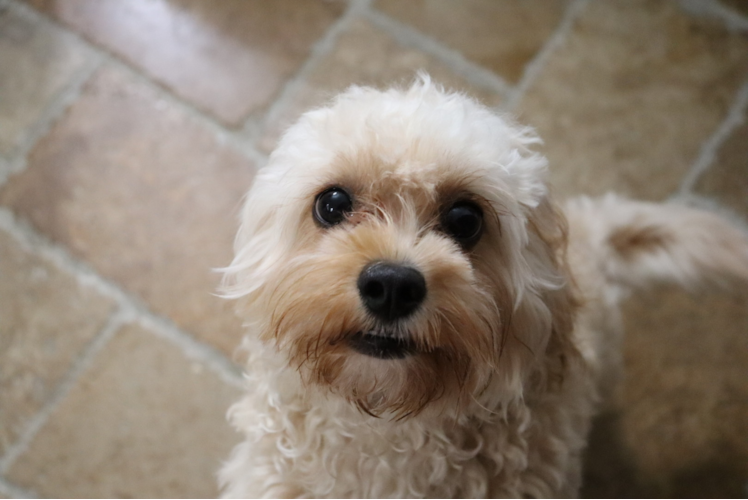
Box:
[218, 78, 748, 498]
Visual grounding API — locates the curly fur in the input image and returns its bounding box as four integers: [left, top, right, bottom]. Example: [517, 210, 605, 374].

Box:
[218, 77, 748, 498]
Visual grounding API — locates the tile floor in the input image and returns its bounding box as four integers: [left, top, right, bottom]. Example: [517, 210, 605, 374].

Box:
[0, 0, 746, 497]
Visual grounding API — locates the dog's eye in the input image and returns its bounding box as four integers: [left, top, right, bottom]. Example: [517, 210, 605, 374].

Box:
[442, 202, 483, 248]
[314, 187, 353, 227]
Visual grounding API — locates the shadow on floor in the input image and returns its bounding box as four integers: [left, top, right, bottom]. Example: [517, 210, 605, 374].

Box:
[582, 411, 748, 498]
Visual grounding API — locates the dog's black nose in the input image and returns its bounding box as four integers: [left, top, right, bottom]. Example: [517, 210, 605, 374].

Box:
[358, 262, 426, 322]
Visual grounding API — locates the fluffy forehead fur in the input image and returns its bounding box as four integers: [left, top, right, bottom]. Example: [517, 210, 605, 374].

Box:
[223, 78, 575, 419]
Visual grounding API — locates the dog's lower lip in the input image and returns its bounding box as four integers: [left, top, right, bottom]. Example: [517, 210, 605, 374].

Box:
[348, 332, 415, 359]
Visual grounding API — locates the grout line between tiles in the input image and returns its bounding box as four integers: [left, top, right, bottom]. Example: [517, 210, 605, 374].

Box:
[131, 311, 246, 389]
[679, 77, 748, 195]
[364, 8, 511, 99]
[669, 192, 748, 233]
[6, 0, 268, 169]
[1, 56, 103, 186]
[101, 55, 268, 167]
[0, 477, 35, 500]
[503, 0, 589, 112]
[0, 209, 126, 304]
[245, 0, 373, 146]
[0, 3, 103, 189]
[679, 0, 748, 31]
[0, 308, 132, 475]
[0, 208, 244, 389]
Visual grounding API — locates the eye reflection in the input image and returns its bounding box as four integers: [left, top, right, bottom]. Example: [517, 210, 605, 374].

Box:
[314, 187, 353, 227]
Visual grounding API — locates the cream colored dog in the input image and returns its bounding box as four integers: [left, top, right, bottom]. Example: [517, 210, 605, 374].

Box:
[218, 78, 748, 498]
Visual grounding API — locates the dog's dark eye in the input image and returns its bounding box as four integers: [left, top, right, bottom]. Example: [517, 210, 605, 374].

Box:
[442, 202, 483, 248]
[314, 187, 353, 226]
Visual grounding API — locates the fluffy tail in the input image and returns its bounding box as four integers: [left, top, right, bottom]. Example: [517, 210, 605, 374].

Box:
[566, 194, 748, 291]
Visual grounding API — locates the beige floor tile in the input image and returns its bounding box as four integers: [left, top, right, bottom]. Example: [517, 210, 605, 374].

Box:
[25, 0, 345, 127]
[518, 0, 748, 200]
[258, 18, 504, 153]
[375, 0, 568, 84]
[7, 323, 241, 498]
[0, 66, 254, 356]
[0, 4, 90, 157]
[694, 120, 748, 216]
[0, 229, 115, 456]
[584, 285, 748, 498]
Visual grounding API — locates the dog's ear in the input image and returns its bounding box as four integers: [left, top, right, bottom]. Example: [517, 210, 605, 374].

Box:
[516, 195, 581, 389]
[220, 174, 295, 301]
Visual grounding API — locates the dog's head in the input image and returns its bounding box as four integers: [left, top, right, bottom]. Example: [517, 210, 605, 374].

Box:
[224, 78, 576, 419]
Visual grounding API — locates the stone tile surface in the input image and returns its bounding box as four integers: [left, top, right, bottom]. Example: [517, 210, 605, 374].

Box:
[0, 66, 253, 356]
[25, 0, 345, 126]
[7, 323, 241, 498]
[694, 120, 748, 216]
[0, 228, 115, 455]
[0, 4, 90, 156]
[518, 0, 748, 200]
[584, 285, 748, 498]
[258, 18, 504, 153]
[375, 0, 568, 84]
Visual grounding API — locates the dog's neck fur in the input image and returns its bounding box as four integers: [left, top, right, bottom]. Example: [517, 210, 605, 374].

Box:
[221, 329, 596, 498]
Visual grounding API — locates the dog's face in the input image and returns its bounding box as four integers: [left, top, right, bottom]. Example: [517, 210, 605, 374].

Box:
[225, 80, 575, 419]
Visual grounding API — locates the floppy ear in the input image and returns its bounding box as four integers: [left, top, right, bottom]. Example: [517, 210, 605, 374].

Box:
[473, 189, 582, 404]
[514, 195, 581, 390]
[220, 171, 295, 301]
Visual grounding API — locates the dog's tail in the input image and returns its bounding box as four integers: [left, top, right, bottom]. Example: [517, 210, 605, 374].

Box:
[566, 194, 748, 292]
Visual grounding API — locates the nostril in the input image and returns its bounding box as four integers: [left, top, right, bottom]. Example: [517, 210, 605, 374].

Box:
[362, 280, 385, 300]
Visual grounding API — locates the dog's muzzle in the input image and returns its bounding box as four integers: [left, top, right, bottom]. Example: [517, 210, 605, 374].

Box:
[351, 262, 426, 359]
[348, 331, 416, 359]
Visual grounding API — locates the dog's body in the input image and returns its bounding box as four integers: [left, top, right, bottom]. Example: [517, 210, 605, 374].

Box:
[219, 79, 748, 498]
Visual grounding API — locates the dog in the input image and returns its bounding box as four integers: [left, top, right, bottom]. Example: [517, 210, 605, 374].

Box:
[217, 77, 748, 498]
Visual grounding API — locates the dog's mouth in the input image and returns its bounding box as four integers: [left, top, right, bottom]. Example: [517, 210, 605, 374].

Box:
[348, 331, 417, 359]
